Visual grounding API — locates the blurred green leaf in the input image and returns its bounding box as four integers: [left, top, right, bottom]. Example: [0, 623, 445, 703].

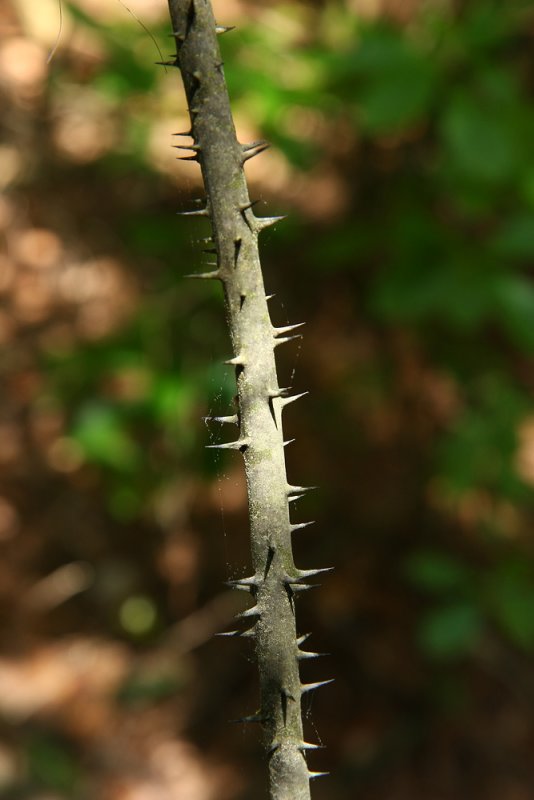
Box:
[485, 560, 534, 650]
[419, 602, 482, 659]
[405, 551, 473, 594]
[491, 216, 534, 259]
[152, 375, 195, 427]
[74, 404, 141, 472]
[28, 736, 81, 793]
[494, 275, 534, 351]
[437, 379, 528, 497]
[324, 25, 436, 133]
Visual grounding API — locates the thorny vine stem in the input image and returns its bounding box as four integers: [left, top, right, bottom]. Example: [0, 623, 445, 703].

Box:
[165, 2, 331, 797]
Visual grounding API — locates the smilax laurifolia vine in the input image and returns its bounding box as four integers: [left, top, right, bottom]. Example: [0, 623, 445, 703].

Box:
[164, 2, 332, 797]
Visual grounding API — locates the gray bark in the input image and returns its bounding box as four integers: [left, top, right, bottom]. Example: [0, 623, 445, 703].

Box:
[166, 2, 330, 797]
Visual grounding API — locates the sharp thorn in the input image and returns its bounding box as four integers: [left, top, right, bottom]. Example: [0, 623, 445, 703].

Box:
[256, 215, 287, 231]
[239, 626, 256, 638]
[172, 130, 193, 137]
[297, 567, 334, 579]
[290, 521, 315, 532]
[274, 323, 306, 337]
[216, 626, 256, 638]
[287, 485, 318, 495]
[297, 633, 312, 646]
[291, 583, 317, 593]
[183, 271, 221, 280]
[172, 144, 201, 152]
[225, 576, 258, 590]
[265, 294, 275, 301]
[268, 387, 291, 398]
[241, 139, 269, 152]
[176, 154, 199, 161]
[224, 354, 246, 366]
[239, 200, 260, 212]
[177, 207, 210, 217]
[274, 334, 302, 347]
[237, 605, 260, 619]
[299, 742, 324, 752]
[297, 650, 326, 661]
[301, 679, 335, 694]
[206, 438, 250, 451]
[242, 142, 271, 162]
[203, 414, 238, 425]
[280, 391, 309, 408]
[288, 494, 305, 504]
[225, 582, 253, 593]
[283, 439, 295, 448]
[309, 771, 330, 780]
[216, 25, 236, 34]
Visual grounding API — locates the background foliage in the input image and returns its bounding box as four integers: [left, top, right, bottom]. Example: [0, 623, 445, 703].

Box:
[1, 0, 534, 798]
